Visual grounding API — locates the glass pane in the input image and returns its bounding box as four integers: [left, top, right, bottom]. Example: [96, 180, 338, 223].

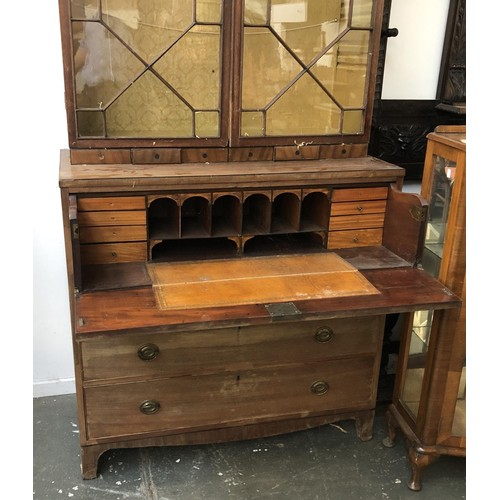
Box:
[266, 73, 341, 136]
[245, 0, 268, 24]
[154, 25, 221, 110]
[101, 0, 194, 64]
[452, 363, 466, 436]
[241, 112, 265, 136]
[311, 30, 369, 108]
[422, 155, 456, 278]
[269, 0, 344, 66]
[77, 111, 105, 137]
[195, 111, 219, 138]
[70, 0, 99, 18]
[72, 21, 144, 109]
[352, 0, 374, 28]
[197, 0, 222, 23]
[401, 310, 434, 420]
[342, 110, 363, 134]
[242, 27, 302, 110]
[106, 71, 192, 137]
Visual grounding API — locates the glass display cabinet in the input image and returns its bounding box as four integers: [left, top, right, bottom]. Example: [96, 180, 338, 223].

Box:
[383, 126, 466, 491]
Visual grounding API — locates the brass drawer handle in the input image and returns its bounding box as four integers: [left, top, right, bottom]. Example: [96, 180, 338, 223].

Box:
[314, 326, 334, 343]
[310, 381, 329, 396]
[140, 400, 160, 415]
[137, 343, 159, 361]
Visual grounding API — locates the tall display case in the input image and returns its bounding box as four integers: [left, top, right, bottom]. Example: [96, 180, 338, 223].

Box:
[383, 126, 466, 491]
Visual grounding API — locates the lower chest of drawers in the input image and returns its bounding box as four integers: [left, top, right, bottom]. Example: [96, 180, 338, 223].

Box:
[79, 315, 385, 441]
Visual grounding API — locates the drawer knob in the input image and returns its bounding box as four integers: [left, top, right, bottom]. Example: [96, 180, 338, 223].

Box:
[140, 400, 160, 415]
[356, 205, 364, 212]
[314, 326, 334, 343]
[310, 380, 330, 396]
[137, 343, 160, 361]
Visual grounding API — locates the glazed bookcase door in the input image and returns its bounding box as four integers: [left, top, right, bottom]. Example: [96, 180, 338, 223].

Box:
[59, 0, 383, 149]
[61, 0, 231, 148]
[232, 0, 381, 146]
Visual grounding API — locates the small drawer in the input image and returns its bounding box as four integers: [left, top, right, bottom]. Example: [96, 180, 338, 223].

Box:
[80, 242, 147, 265]
[79, 211, 146, 227]
[79, 225, 147, 244]
[84, 357, 377, 440]
[80, 317, 383, 382]
[327, 229, 384, 249]
[329, 213, 385, 231]
[77, 196, 146, 211]
[330, 200, 387, 217]
[132, 148, 181, 164]
[332, 187, 388, 202]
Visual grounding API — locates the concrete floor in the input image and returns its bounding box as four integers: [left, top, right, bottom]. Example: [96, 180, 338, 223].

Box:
[33, 394, 465, 499]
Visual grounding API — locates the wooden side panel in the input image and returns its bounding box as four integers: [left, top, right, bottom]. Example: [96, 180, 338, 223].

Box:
[68, 194, 82, 292]
[382, 185, 429, 266]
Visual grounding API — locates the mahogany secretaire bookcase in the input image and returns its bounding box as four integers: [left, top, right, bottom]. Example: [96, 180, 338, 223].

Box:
[57, 0, 460, 479]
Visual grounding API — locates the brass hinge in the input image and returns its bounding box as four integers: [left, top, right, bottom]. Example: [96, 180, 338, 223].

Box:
[408, 205, 428, 222]
[71, 222, 80, 240]
[265, 302, 302, 321]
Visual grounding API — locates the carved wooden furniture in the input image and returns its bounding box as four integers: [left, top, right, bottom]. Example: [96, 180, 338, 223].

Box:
[57, 1, 460, 479]
[383, 126, 466, 491]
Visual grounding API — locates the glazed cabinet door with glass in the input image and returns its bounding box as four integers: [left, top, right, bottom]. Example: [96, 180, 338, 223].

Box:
[59, 0, 383, 153]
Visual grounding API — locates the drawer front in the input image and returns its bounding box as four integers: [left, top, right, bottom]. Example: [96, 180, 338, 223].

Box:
[329, 213, 385, 231]
[80, 242, 147, 265]
[79, 210, 146, 227]
[330, 200, 387, 217]
[78, 196, 146, 211]
[81, 316, 383, 382]
[85, 357, 377, 440]
[332, 187, 388, 202]
[327, 229, 383, 249]
[79, 225, 147, 244]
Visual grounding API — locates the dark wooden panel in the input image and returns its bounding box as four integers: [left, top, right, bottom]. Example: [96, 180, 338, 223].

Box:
[368, 100, 465, 181]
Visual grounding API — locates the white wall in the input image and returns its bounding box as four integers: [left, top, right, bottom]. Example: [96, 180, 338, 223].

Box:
[382, 0, 450, 99]
[24, 3, 75, 397]
[30, 1, 453, 397]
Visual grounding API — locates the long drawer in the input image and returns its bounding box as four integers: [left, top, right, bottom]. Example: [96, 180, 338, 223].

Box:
[81, 316, 384, 382]
[84, 356, 377, 440]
